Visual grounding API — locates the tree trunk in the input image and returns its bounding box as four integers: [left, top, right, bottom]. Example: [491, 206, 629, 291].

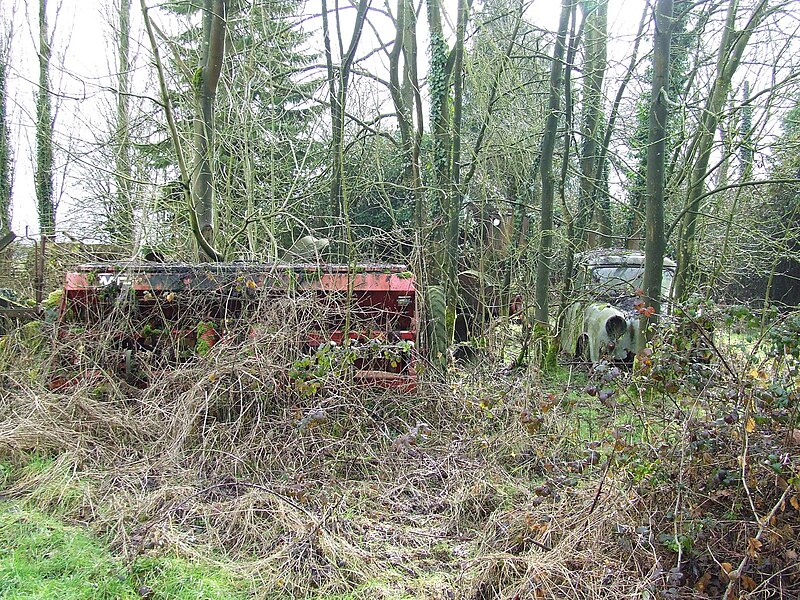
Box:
[446, 0, 469, 313]
[36, 0, 55, 239]
[193, 0, 227, 258]
[112, 0, 133, 247]
[0, 51, 12, 234]
[533, 0, 571, 328]
[140, 0, 223, 261]
[708, 80, 754, 289]
[557, 1, 580, 317]
[426, 0, 452, 284]
[673, 0, 769, 301]
[388, 0, 423, 232]
[640, 0, 673, 343]
[576, 0, 608, 249]
[322, 0, 370, 232]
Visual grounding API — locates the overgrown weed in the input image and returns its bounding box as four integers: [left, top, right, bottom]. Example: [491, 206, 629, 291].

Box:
[0, 300, 798, 598]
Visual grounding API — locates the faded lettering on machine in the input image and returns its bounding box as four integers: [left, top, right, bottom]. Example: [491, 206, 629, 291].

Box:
[98, 273, 131, 287]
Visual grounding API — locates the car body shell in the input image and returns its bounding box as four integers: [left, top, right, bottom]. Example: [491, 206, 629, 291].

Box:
[560, 249, 677, 362]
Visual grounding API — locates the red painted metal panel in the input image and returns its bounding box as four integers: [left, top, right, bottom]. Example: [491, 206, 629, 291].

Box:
[57, 262, 418, 390]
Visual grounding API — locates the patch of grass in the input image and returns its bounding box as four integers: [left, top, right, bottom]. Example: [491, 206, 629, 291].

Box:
[0, 505, 136, 600]
[0, 461, 11, 487]
[128, 556, 250, 600]
[0, 505, 250, 600]
[10, 454, 96, 519]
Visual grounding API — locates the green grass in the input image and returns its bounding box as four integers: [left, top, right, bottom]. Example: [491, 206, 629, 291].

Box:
[0, 504, 251, 600]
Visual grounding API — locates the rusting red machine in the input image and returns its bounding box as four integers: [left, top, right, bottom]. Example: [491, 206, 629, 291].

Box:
[56, 262, 417, 391]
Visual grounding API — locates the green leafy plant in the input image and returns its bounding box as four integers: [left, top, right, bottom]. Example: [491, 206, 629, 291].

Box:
[289, 341, 357, 397]
[195, 321, 219, 356]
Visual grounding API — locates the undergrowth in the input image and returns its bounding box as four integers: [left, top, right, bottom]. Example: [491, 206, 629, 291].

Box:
[0, 294, 798, 599]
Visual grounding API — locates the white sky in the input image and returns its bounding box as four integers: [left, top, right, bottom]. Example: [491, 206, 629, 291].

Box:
[0, 0, 585, 236]
[5, 0, 792, 240]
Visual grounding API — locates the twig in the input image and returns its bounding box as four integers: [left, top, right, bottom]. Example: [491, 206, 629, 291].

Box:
[724, 486, 792, 598]
[587, 446, 616, 515]
[528, 538, 553, 552]
[675, 305, 736, 378]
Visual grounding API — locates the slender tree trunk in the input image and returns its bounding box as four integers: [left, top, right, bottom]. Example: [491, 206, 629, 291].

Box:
[533, 0, 571, 328]
[321, 0, 336, 221]
[558, 1, 580, 317]
[640, 0, 673, 343]
[739, 79, 754, 179]
[596, 162, 611, 246]
[407, 10, 424, 238]
[534, 0, 573, 329]
[0, 52, 12, 234]
[193, 0, 227, 258]
[112, 0, 133, 247]
[577, 0, 608, 248]
[388, 0, 413, 178]
[388, 0, 423, 232]
[426, 0, 451, 283]
[673, 0, 769, 301]
[708, 80, 754, 289]
[36, 0, 55, 239]
[322, 0, 370, 229]
[446, 0, 469, 312]
[140, 0, 223, 261]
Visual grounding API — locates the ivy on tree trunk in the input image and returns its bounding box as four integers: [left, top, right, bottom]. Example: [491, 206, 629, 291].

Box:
[36, 0, 54, 239]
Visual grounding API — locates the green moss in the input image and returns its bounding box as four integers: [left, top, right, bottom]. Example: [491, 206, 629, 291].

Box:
[195, 321, 218, 356]
[42, 289, 63, 309]
[191, 67, 204, 92]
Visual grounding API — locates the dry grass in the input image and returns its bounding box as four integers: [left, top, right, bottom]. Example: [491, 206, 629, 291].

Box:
[1, 293, 799, 599]
[0, 293, 485, 597]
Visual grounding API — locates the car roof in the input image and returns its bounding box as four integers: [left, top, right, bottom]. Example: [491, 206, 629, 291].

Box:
[576, 248, 677, 268]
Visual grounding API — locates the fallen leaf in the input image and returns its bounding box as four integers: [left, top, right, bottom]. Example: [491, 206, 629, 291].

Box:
[790, 495, 800, 511]
[746, 417, 756, 433]
[720, 562, 734, 579]
[741, 574, 757, 591]
[747, 537, 762, 558]
[694, 571, 712, 592]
